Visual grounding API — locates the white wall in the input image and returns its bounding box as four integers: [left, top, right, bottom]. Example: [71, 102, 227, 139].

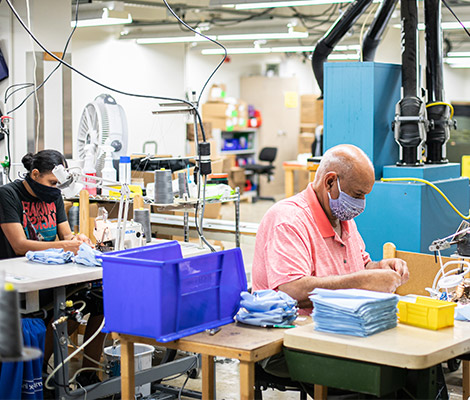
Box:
[0, 0, 70, 175]
[71, 32, 186, 157]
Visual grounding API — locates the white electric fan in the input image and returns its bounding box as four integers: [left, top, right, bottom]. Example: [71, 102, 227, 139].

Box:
[77, 94, 128, 174]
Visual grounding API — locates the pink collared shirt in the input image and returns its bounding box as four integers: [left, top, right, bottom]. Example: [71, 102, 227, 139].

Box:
[252, 183, 371, 311]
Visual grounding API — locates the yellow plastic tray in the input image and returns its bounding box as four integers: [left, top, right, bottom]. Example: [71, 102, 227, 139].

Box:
[397, 297, 457, 330]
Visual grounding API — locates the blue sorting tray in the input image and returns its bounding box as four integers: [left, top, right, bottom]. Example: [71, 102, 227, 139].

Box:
[101, 241, 247, 342]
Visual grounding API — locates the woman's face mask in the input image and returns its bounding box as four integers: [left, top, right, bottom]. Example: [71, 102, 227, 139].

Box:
[25, 172, 62, 203]
[328, 178, 365, 221]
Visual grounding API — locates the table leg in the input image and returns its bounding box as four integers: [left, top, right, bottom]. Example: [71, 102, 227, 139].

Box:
[284, 169, 294, 198]
[201, 354, 215, 400]
[314, 385, 328, 399]
[120, 340, 135, 400]
[239, 361, 254, 400]
[463, 360, 470, 400]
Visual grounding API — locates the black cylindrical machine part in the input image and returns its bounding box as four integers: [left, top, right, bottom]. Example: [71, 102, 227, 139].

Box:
[311, 0, 374, 95]
[424, 0, 448, 164]
[397, 97, 423, 165]
[362, 0, 399, 61]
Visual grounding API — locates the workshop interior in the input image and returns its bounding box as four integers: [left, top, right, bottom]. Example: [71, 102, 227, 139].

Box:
[1, 0, 470, 398]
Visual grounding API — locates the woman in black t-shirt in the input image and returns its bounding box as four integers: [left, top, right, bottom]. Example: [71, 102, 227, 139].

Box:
[0, 150, 103, 387]
[0, 149, 92, 258]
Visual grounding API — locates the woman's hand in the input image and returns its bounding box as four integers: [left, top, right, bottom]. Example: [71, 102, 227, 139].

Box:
[72, 233, 94, 248]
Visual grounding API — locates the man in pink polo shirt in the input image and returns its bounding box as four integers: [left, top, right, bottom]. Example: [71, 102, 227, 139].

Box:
[252, 144, 409, 313]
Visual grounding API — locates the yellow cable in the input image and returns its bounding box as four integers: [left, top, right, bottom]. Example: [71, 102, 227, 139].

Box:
[381, 177, 470, 220]
[426, 102, 454, 119]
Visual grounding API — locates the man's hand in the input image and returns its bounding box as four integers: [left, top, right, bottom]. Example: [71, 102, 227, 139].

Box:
[358, 269, 403, 293]
[366, 258, 409, 285]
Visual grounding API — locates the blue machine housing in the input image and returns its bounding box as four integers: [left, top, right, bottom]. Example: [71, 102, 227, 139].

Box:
[355, 165, 469, 259]
[324, 62, 401, 180]
[323, 62, 470, 260]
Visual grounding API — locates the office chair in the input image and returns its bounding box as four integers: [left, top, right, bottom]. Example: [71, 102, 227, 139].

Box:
[244, 147, 277, 203]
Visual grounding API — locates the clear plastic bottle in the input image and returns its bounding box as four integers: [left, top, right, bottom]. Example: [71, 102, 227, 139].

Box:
[119, 156, 131, 185]
[101, 150, 117, 196]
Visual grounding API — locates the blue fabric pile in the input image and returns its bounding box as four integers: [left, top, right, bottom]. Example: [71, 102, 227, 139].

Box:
[235, 290, 298, 327]
[26, 248, 74, 264]
[309, 288, 399, 337]
[74, 243, 102, 267]
[25, 243, 102, 267]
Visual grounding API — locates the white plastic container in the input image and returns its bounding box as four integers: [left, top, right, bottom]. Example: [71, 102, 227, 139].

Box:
[83, 150, 97, 196]
[104, 343, 154, 396]
[119, 156, 131, 185]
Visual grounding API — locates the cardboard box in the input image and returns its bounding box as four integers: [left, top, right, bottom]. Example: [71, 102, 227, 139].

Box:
[202, 102, 231, 118]
[207, 84, 226, 103]
[222, 155, 236, 173]
[298, 132, 315, 154]
[300, 123, 317, 134]
[301, 95, 323, 125]
[237, 101, 248, 129]
[229, 167, 245, 194]
[186, 122, 213, 141]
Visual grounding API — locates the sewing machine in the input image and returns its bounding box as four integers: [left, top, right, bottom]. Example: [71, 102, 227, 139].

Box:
[94, 218, 144, 251]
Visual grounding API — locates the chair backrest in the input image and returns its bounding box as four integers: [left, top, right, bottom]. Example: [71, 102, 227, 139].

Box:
[259, 147, 277, 163]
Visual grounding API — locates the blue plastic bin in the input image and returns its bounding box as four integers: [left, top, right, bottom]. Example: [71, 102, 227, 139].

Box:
[101, 241, 247, 342]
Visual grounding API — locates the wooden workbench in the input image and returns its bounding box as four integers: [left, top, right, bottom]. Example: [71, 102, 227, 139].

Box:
[113, 318, 311, 400]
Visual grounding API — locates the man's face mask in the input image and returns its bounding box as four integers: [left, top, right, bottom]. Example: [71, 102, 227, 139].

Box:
[328, 178, 365, 221]
[25, 174, 62, 203]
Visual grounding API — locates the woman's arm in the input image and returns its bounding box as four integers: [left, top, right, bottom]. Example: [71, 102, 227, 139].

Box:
[57, 221, 93, 246]
[1, 222, 82, 255]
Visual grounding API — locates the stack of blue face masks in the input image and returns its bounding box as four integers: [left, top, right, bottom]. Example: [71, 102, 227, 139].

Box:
[309, 288, 399, 337]
[235, 290, 298, 327]
[26, 248, 74, 264]
[74, 243, 102, 267]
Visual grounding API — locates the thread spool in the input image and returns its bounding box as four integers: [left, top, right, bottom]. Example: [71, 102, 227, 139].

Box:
[154, 169, 173, 204]
[134, 208, 152, 243]
[0, 283, 23, 359]
[178, 172, 188, 198]
[68, 202, 80, 234]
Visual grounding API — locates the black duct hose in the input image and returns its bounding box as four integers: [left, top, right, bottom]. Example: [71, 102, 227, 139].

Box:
[397, 0, 422, 165]
[424, 0, 444, 103]
[362, 0, 399, 61]
[424, 0, 448, 164]
[401, 0, 419, 98]
[397, 97, 423, 165]
[311, 0, 374, 95]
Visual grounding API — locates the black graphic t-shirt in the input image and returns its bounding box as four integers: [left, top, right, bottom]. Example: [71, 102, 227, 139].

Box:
[0, 180, 67, 259]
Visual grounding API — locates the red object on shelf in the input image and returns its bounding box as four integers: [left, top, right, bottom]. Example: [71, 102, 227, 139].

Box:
[248, 110, 262, 128]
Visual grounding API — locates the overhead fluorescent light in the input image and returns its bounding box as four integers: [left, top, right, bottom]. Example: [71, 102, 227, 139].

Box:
[225, 0, 353, 10]
[447, 52, 470, 58]
[393, 21, 470, 31]
[444, 57, 470, 65]
[72, 8, 132, 28]
[201, 46, 359, 58]
[217, 31, 308, 40]
[136, 31, 308, 44]
[136, 35, 216, 44]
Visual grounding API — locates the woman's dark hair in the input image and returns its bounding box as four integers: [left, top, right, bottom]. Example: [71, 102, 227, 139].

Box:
[21, 149, 67, 174]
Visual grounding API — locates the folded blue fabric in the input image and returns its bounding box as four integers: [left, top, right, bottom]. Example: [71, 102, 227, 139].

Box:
[310, 288, 399, 337]
[26, 248, 74, 264]
[236, 290, 298, 327]
[455, 304, 470, 321]
[74, 243, 102, 267]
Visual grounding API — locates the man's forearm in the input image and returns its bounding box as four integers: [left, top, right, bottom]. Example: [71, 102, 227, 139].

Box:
[278, 273, 368, 308]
